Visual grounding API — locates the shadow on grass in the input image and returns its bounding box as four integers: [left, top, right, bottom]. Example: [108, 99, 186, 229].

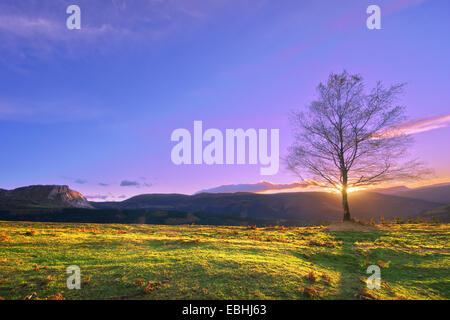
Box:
[305, 231, 383, 299]
[305, 229, 449, 299]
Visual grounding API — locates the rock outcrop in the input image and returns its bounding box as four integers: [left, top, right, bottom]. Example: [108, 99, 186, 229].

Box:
[0, 185, 93, 209]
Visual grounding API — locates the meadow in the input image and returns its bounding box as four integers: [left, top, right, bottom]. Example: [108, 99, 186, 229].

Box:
[0, 221, 448, 300]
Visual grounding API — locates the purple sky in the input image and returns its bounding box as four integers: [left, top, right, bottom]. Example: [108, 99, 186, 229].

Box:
[0, 0, 449, 200]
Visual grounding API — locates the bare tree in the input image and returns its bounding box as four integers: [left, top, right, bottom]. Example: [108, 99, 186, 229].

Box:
[286, 71, 429, 221]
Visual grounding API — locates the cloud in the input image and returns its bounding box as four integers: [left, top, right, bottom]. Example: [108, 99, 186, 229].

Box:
[139, 177, 153, 187]
[0, 12, 132, 61]
[119, 179, 152, 187]
[98, 182, 109, 186]
[379, 114, 450, 138]
[0, 0, 235, 60]
[60, 176, 91, 185]
[85, 193, 128, 201]
[0, 14, 59, 38]
[85, 194, 109, 200]
[0, 99, 105, 123]
[393, 114, 450, 135]
[120, 180, 140, 187]
[196, 180, 320, 194]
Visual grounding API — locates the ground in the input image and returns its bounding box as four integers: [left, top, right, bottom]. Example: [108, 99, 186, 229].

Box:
[0, 221, 448, 300]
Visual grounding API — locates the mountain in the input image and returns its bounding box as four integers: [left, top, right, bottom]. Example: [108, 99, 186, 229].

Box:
[0, 185, 93, 209]
[1, 184, 444, 224]
[92, 191, 440, 222]
[196, 181, 311, 194]
[370, 186, 411, 194]
[389, 183, 450, 204]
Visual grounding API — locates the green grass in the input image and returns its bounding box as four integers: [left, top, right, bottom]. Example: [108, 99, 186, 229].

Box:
[0, 221, 448, 300]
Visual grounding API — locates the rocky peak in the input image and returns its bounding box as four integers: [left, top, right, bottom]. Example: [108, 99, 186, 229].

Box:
[0, 185, 93, 209]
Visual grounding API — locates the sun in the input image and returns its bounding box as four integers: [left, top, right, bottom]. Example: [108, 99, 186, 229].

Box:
[331, 185, 363, 194]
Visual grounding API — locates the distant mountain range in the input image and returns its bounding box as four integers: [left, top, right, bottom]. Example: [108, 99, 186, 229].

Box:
[92, 187, 448, 222]
[196, 181, 311, 194]
[0, 183, 449, 224]
[387, 184, 450, 204]
[370, 186, 412, 194]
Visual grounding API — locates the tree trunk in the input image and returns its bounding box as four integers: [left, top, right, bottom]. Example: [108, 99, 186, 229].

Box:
[342, 188, 351, 221]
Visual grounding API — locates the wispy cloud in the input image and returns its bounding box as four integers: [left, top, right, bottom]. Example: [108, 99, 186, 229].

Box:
[61, 176, 91, 186]
[85, 193, 128, 201]
[85, 194, 109, 200]
[0, 12, 131, 60]
[0, 15, 58, 37]
[120, 180, 140, 187]
[119, 180, 152, 188]
[379, 114, 450, 138]
[197, 180, 320, 194]
[0, 100, 105, 123]
[394, 114, 450, 135]
[0, 0, 234, 60]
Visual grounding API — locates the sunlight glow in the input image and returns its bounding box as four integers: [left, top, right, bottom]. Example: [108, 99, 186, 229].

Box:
[331, 185, 363, 194]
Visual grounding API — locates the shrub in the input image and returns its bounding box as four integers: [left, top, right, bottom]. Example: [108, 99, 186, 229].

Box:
[321, 273, 331, 286]
[303, 286, 319, 298]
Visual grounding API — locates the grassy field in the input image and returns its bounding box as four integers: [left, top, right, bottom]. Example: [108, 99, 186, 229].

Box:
[0, 221, 448, 300]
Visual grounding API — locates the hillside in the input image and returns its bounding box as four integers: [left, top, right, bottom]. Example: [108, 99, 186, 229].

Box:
[0, 208, 306, 227]
[391, 184, 450, 204]
[0, 184, 444, 224]
[421, 204, 450, 222]
[0, 221, 448, 300]
[92, 191, 441, 222]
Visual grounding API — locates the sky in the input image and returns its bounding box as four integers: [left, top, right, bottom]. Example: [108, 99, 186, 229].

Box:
[0, 0, 449, 200]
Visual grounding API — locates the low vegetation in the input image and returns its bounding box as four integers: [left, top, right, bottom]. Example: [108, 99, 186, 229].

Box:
[0, 221, 448, 300]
